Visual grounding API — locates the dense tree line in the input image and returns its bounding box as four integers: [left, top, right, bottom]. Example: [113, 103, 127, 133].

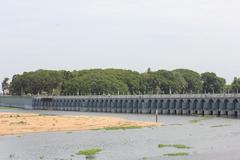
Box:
[3, 68, 240, 96]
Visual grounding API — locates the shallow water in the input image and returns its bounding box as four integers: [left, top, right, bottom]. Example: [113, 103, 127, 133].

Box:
[1, 109, 240, 160]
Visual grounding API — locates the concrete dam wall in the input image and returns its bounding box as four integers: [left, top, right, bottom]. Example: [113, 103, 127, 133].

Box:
[0, 96, 33, 109]
[33, 94, 240, 118]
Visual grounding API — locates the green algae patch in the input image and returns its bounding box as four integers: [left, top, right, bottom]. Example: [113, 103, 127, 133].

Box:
[76, 148, 102, 156]
[158, 144, 191, 149]
[163, 152, 189, 156]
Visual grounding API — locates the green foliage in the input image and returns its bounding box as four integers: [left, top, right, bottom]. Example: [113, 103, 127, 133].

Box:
[2, 77, 10, 95]
[140, 70, 187, 94]
[231, 77, 240, 93]
[174, 69, 203, 93]
[76, 148, 102, 156]
[201, 72, 226, 93]
[10, 70, 65, 95]
[8, 68, 232, 96]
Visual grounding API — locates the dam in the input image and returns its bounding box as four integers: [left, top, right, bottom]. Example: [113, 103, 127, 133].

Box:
[31, 94, 240, 118]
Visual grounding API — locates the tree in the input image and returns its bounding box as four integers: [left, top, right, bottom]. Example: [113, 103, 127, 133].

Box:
[2, 78, 10, 95]
[140, 70, 187, 94]
[201, 72, 226, 93]
[231, 77, 240, 93]
[224, 84, 232, 93]
[7, 68, 232, 96]
[147, 67, 151, 73]
[174, 69, 203, 93]
[9, 74, 22, 95]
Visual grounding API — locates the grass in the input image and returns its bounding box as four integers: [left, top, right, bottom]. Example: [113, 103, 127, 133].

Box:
[104, 125, 143, 130]
[211, 124, 230, 128]
[0, 106, 19, 110]
[76, 148, 102, 156]
[163, 152, 189, 156]
[158, 144, 191, 149]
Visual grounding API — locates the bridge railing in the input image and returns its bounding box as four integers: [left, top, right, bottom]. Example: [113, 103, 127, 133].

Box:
[34, 93, 240, 99]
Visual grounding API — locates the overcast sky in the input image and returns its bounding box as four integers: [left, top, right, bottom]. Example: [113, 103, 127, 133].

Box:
[0, 0, 240, 86]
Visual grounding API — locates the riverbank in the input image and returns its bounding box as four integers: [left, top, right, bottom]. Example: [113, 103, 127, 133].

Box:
[0, 112, 158, 136]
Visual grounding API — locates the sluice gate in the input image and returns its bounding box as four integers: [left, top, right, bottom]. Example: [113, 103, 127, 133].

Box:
[33, 94, 240, 118]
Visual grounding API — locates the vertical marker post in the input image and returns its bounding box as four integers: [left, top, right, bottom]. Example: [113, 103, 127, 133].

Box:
[156, 109, 158, 123]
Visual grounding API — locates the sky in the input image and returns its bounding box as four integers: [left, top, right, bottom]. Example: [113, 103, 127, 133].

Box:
[0, 0, 240, 88]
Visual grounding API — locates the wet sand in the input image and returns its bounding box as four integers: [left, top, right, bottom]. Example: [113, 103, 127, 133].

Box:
[0, 112, 158, 136]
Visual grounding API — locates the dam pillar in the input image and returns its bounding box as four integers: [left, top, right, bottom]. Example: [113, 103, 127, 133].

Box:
[141, 99, 148, 114]
[117, 100, 122, 113]
[197, 100, 204, 115]
[157, 100, 163, 114]
[190, 100, 198, 115]
[205, 99, 214, 115]
[145, 99, 151, 114]
[100, 100, 104, 112]
[176, 99, 183, 115]
[102, 100, 107, 112]
[96, 100, 101, 112]
[127, 100, 133, 113]
[227, 99, 235, 117]
[170, 99, 176, 115]
[92, 100, 97, 112]
[110, 100, 116, 113]
[220, 99, 228, 117]
[106, 100, 111, 112]
[233, 99, 240, 118]
[82, 100, 88, 112]
[182, 100, 191, 115]
[133, 100, 138, 113]
[150, 99, 157, 114]
[122, 100, 127, 113]
[213, 99, 221, 116]
[203, 99, 210, 115]
[162, 100, 170, 114]
[76, 100, 80, 111]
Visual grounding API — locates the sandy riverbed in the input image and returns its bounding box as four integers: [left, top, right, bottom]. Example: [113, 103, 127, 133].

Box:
[0, 112, 158, 136]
